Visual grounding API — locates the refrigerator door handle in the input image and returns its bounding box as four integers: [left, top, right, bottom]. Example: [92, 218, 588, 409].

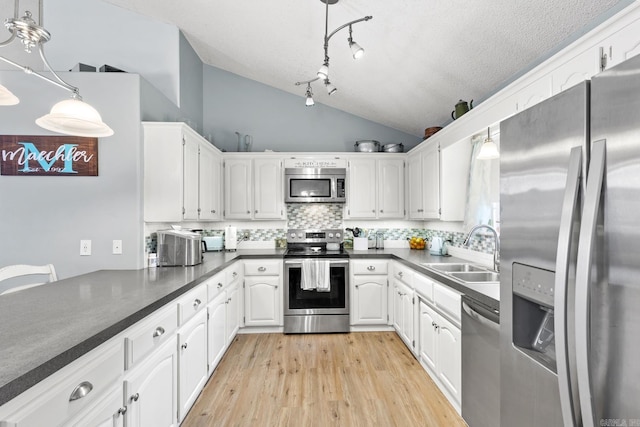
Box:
[554, 145, 583, 427]
[575, 139, 606, 427]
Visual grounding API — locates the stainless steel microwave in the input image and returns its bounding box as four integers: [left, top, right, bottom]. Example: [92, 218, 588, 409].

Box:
[284, 168, 346, 203]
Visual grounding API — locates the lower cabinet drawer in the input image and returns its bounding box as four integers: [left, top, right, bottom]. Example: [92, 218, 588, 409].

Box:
[125, 304, 178, 369]
[244, 260, 281, 276]
[177, 286, 207, 326]
[434, 283, 462, 325]
[1, 341, 123, 427]
[351, 260, 388, 275]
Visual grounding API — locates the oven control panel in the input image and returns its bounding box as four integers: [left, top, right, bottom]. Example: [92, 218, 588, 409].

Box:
[286, 228, 343, 244]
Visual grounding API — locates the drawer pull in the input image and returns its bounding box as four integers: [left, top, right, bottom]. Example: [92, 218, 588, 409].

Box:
[217, 282, 223, 288]
[258, 266, 266, 272]
[118, 407, 127, 416]
[193, 298, 202, 309]
[69, 381, 93, 401]
[130, 393, 140, 402]
[181, 343, 188, 350]
[152, 326, 165, 338]
[398, 271, 403, 277]
[367, 266, 376, 271]
[232, 272, 238, 277]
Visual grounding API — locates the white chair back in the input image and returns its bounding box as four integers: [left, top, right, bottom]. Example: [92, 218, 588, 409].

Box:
[0, 264, 58, 295]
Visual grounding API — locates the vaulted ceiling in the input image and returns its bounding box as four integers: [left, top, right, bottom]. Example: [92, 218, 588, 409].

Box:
[104, 0, 627, 137]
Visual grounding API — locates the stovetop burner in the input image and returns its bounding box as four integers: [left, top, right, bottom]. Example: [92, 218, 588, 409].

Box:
[284, 228, 349, 258]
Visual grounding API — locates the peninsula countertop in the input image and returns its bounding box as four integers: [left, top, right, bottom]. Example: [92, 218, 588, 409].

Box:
[0, 248, 497, 406]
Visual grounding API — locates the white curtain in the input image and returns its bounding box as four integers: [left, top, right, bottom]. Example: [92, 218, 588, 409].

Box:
[463, 132, 498, 233]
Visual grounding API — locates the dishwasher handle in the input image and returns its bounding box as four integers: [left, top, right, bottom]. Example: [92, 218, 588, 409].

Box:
[462, 299, 499, 325]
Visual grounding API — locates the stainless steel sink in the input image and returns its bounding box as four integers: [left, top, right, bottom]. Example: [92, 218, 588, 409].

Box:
[422, 263, 488, 273]
[449, 271, 500, 283]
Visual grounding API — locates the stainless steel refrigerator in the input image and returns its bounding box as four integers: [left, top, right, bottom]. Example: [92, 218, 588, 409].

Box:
[500, 54, 640, 427]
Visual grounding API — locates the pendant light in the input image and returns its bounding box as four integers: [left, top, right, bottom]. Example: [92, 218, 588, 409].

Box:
[0, 2, 113, 137]
[477, 127, 500, 160]
[304, 83, 315, 107]
[295, 0, 373, 106]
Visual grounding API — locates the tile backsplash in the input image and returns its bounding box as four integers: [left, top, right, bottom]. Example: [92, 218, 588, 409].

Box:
[145, 203, 497, 255]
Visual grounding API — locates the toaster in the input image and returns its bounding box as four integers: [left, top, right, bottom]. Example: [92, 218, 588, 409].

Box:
[157, 230, 202, 266]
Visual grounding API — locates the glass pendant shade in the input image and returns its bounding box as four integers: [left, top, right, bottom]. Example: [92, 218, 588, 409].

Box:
[477, 138, 500, 159]
[350, 41, 364, 59]
[305, 95, 314, 107]
[0, 84, 20, 105]
[36, 98, 114, 137]
[317, 63, 329, 80]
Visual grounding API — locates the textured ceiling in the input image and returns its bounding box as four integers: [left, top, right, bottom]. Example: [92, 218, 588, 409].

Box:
[104, 0, 625, 137]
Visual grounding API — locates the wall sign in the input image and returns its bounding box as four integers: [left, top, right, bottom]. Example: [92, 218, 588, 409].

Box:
[0, 135, 98, 176]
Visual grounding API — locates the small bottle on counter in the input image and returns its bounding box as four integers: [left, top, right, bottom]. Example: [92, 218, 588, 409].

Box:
[148, 253, 158, 268]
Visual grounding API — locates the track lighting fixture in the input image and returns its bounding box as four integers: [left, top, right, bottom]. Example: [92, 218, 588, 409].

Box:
[305, 83, 315, 106]
[0, 1, 113, 137]
[295, 0, 372, 106]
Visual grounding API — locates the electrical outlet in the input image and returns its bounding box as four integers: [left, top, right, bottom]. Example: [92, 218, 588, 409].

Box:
[80, 240, 91, 256]
[113, 240, 122, 255]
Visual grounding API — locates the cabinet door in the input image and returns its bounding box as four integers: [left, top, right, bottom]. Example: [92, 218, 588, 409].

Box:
[377, 158, 405, 219]
[440, 141, 471, 221]
[226, 283, 240, 342]
[182, 133, 200, 221]
[178, 310, 208, 421]
[401, 288, 415, 348]
[351, 275, 388, 325]
[407, 153, 424, 219]
[68, 387, 124, 427]
[199, 143, 222, 221]
[207, 292, 227, 374]
[125, 338, 177, 427]
[436, 314, 462, 406]
[551, 48, 596, 95]
[244, 276, 281, 326]
[392, 280, 403, 332]
[253, 158, 283, 219]
[421, 143, 441, 219]
[224, 159, 252, 219]
[419, 301, 438, 373]
[601, 19, 640, 70]
[346, 158, 377, 218]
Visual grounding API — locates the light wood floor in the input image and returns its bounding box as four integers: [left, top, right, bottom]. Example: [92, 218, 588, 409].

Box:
[181, 332, 467, 427]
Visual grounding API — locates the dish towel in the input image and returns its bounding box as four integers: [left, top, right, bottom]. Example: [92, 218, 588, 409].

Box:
[301, 259, 316, 290]
[316, 260, 331, 292]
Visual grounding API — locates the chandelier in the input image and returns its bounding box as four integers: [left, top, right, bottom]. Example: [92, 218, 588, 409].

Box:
[0, 0, 113, 137]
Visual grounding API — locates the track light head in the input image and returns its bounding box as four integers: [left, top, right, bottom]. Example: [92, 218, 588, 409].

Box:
[317, 63, 329, 80]
[305, 83, 315, 106]
[325, 79, 337, 95]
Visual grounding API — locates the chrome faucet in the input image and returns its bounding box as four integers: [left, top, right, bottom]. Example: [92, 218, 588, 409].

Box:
[463, 224, 500, 272]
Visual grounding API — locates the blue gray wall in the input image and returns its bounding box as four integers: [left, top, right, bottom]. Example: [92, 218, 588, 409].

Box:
[202, 66, 421, 153]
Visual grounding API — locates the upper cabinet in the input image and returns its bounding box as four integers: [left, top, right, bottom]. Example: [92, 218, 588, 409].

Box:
[224, 156, 284, 220]
[143, 122, 223, 222]
[408, 140, 471, 221]
[345, 156, 405, 219]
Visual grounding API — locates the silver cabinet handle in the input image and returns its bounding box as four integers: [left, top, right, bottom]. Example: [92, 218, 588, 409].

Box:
[193, 298, 202, 309]
[217, 282, 223, 288]
[367, 265, 375, 271]
[211, 209, 216, 213]
[69, 381, 93, 401]
[130, 393, 139, 402]
[181, 343, 188, 350]
[398, 271, 403, 277]
[575, 139, 606, 427]
[247, 210, 251, 214]
[118, 407, 127, 416]
[152, 326, 165, 338]
[255, 210, 258, 214]
[554, 145, 583, 427]
[232, 272, 238, 277]
[372, 209, 375, 213]
[355, 284, 359, 288]
[258, 266, 266, 272]
[380, 209, 384, 213]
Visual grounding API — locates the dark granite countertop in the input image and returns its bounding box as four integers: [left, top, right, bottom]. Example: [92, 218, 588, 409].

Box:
[0, 247, 497, 407]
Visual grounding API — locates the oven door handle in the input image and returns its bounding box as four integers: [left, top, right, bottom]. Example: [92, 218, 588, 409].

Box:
[284, 259, 349, 265]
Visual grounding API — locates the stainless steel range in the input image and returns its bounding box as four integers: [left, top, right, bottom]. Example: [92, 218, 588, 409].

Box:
[283, 228, 350, 334]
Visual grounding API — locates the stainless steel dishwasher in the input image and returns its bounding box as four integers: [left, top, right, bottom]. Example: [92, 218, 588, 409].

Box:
[461, 295, 500, 427]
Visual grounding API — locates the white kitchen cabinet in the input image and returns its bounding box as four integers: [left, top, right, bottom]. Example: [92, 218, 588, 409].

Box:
[408, 139, 470, 221]
[143, 122, 223, 222]
[67, 387, 124, 427]
[514, 77, 552, 112]
[225, 281, 240, 342]
[551, 48, 596, 95]
[393, 279, 415, 351]
[177, 309, 208, 422]
[125, 337, 178, 427]
[224, 157, 284, 220]
[418, 300, 461, 410]
[350, 259, 388, 325]
[207, 291, 227, 374]
[199, 142, 223, 221]
[346, 157, 404, 219]
[243, 260, 282, 327]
